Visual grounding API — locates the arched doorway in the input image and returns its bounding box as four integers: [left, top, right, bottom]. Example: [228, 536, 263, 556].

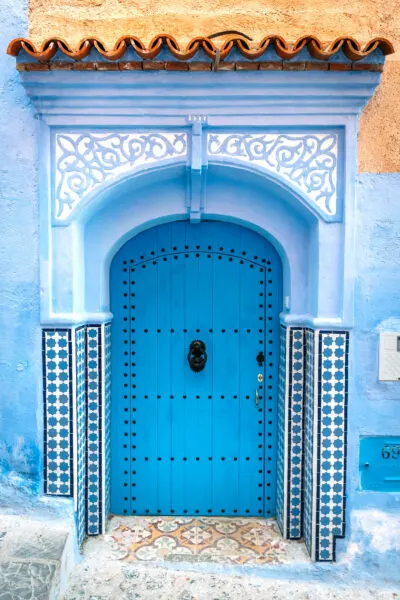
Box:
[110, 220, 282, 517]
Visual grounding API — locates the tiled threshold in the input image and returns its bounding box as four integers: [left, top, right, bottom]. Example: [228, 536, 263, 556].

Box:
[88, 516, 310, 566]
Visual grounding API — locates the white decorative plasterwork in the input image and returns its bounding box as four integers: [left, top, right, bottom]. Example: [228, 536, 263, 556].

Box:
[55, 132, 188, 220]
[207, 133, 338, 216]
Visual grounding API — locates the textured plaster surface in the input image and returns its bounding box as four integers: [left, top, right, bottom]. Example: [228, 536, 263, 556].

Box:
[350, 510, 400, 554]
[27, 0, 399, 49]
[27, 0, 400, 173]
[334, 173, 400, 569]
[0, 0, 40, 478]
[359, 61, 400, 173]
[0, 471, 74, 520]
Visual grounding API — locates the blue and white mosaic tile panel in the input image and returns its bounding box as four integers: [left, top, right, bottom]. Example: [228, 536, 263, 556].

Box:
[43, 324, 112, 541]
[302, 329, 349, 562]
[86, 325, 103, 536]
[104, 323, 112, 523]
[86, 323, 112, 536]
[315, 331, 349, 561]
[43, 330, 73, 496]
[276, 325, 288, 536]
[303, 328, 316, 558]
[287, 328, 305, 539]
[75, 326, 87, 547]
[276, 326, 305, 541]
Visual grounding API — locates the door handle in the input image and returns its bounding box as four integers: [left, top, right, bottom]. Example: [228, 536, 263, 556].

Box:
[255, 389, 259, 407]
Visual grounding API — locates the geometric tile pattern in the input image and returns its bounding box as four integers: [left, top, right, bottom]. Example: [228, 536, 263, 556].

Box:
[276, 325, 288, 536]
[287, 328, 305, 539]
[104, 516, 308, 565]
[277, 327, 305, 541]
[302, 329, 349, 562]
[43, 329, 73, 496]
[276, 326, 305, 540]
[75, 326, 87, 546]
[104, 323, 112, 523]
[43, 323, 112, 543]
[86, 325, 103, 536]
[315, 331, 349, 561]
[303, 328, 316, 558]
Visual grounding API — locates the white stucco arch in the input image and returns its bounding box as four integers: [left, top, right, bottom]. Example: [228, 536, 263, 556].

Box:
[78, 162, 320, 322]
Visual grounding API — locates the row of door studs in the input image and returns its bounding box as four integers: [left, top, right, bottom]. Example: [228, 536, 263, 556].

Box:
[122, 509, 272, 515]
[123, 419, 273, 425]
[125, 259, 270, 269]
[123, 456, 270, 461]
[123, 329, 271, 333]
[120, 456, 272, 460]
[122, 252, 273, 261]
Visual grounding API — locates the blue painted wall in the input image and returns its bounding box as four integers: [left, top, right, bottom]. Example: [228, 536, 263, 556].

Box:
[0, 0, 399, 570]
[0, 0, 41, 480]
[337, 173, 400, 568]
[347, 175, 400, 504]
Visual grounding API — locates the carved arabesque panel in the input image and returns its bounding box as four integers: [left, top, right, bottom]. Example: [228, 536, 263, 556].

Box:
[207, 133, 338, 216]
[53, 130, 339, 222]
[55, 132, 188, 220]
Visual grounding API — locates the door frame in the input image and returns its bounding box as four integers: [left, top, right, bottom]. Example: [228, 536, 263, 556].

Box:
[40, 148, 350, 562]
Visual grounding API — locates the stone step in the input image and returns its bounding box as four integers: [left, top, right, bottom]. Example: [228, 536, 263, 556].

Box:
[0, 514, 74, 600]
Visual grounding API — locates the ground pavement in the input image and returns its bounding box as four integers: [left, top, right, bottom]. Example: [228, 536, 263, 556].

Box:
[63, 516, 399, 600]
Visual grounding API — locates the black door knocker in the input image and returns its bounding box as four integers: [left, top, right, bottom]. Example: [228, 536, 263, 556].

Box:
[188, 340, 207, 372]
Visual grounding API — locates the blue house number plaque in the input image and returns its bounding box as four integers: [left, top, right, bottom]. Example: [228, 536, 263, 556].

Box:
[360, 437, 400, 492]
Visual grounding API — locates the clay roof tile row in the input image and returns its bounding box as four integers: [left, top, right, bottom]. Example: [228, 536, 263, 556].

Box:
[7, 34, 394, 63]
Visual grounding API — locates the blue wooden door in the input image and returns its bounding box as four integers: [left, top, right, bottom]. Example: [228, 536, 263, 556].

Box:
[110, 221, 281, 517]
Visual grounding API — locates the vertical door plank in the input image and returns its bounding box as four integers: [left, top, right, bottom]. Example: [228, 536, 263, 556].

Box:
[110, 247, 131, 515]
[170, 224, 187, 515]
[133, 236, 158, 515]
[183, 249, 202, 513]
[191, 250, 213, 514]
[238, 256, 265, 516]
[156, 248, 172, 514]
[264, 248, 281, 517]
[212, 251, 238, 514]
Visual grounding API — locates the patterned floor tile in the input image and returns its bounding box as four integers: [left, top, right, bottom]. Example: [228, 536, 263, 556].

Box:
[104, 516, 308, 566]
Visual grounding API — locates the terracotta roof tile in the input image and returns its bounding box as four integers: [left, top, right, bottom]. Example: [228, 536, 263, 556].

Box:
[7, 34, 394, 64]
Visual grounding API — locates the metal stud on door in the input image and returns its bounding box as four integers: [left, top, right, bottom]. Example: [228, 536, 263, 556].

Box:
[110, 221, 282, 517]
